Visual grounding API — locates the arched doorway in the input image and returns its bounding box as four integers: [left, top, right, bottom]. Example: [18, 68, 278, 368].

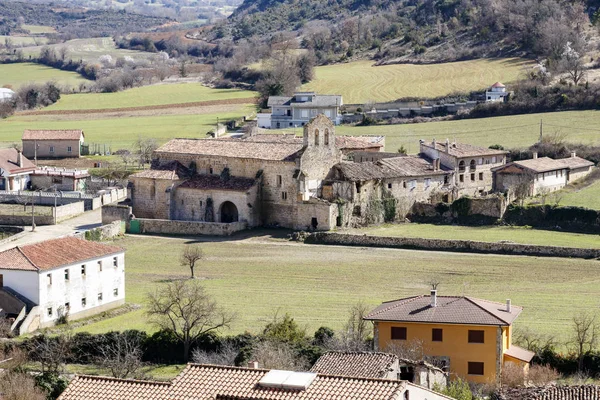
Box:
[220, 201, 239, 223]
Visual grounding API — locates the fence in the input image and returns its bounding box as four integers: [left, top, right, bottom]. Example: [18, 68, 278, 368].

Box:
[0, 187, 126, 211]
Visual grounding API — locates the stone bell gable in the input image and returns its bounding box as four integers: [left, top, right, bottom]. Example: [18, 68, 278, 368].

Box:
[299, 115, 343, 186]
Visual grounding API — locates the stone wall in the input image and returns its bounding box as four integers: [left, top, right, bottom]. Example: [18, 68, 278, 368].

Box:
[305, 232, 600, 259]
[72, 220, 125, 241]
[102, 204, 132, 225]
[132, 218, 247, 236]
[0, 226, 25, 246]
[0, 202, 84, 225]
[54, 201, 85, 222]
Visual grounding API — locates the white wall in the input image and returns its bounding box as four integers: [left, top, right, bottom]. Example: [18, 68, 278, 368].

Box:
[403, 382, 452, 400]
[533, 170, 567, 194]
[0, 270, 40, 303]
[37, 251, 125, 324]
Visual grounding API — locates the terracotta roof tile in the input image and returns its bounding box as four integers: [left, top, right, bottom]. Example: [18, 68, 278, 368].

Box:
[22, 129, 84, 141]
[57, 375, 171, 400]
[365, 295, 522, 326]
[237, 133, 383, 151]
[0, 237, 123, 272]
[422, 141, 508, 158]
[556, 156, 595, 170]
[310, 352, 398, 379]
[0, 148, 36, 174]
[495, 384, 600, 400]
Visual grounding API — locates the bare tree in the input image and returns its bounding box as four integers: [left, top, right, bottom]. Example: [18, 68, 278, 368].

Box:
[385, 338, 427, 361]
[180, 245, 204, 279]
[251, 339, 308, 371]
[339, 301, 371, 351]
[95, 332, 143, 378]
[0, 371, 46, 400]
[146, 280, 234, 362]
[427, 278, 441, 290]
[134, 137, 158, 167]
[26, 333, 71, 374]
[192, 341, 238, 366]
[570, 311, 599, 371]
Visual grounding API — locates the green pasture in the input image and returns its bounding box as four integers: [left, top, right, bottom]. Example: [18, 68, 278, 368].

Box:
[301, 58, 533, 103]
[21, 24, 56, 34]
[554, 180, 600, 210]
[0, 63, 90, 89]
[0, 35, 47, 46]
[75, 234, 600, 344]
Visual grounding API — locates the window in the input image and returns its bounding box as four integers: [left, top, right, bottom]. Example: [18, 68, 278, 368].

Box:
[281, 191, 288, 200]
[98, 292, 103, 302]
[81, 265, 86, 276]
[81, 297, 86, 307]
[492, 156, 497, 163]
[459, 174, 464, 183]
[468, 330, 485, 343]
[408, 180, 417, 190]
[444, 176, 449, 185]
[67, 146, 72, 153]
[485, 158, 490, 164]
[52, 177, 62, 184]
[209, 167, 214, 174]
[113, 257, 118, 267]
[314, 129, 320, 145]
[391, 326, 407, 340]
[113, 288, 119, 297]
[479, 172, 484, 181]
[432, 328, 443, 342]
[425, 178, 431, 189]
[98, 260, 102, 272]
[478, 158, 483, 165]
[470, 173, 475, 181]
[388, 183, 393, 189]
[199, 200, 203, 207]
[47, 307, 53, 317]
[468, 362, 484, 375]
[403, 181, 407, 189]
[64, 269, 69, 281]
[301, 109, 309, 118]
[64, 302, 70, 310]
[277, 175, 282, 187]
[49, 146, 55, 153]
[47, 273, 52, 285]
[324, 129, 329, 145]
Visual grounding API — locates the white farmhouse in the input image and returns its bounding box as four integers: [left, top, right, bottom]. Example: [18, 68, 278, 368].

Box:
[0, 236, 125, 334]
[0, 88, 15, 103]
[257, 92, 343, 129]
[0, 148, 36, 192]
[485, 82, 509, 102]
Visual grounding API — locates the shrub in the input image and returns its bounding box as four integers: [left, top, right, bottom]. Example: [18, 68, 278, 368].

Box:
[528, 364, 560, 386]
[501, 362, 525, 388]
[441, 377, 473, 400]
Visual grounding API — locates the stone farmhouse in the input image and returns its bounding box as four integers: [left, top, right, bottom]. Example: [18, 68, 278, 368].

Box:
[0, 148, 36, 192]
[493, 152, 594, 196]
[58, 363, 454, 400]
[257, 92, 343, 129]
[0, 237, 125, 334]
[22, 129, 85, 159]
[365, 291, 534, 384]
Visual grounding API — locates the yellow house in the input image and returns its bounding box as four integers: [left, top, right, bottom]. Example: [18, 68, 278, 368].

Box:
[365, 291, 534, 384]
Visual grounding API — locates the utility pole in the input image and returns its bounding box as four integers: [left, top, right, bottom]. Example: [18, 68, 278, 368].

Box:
[31, 195, 35, 232]
[539, 119, 543, 142]
[216, 117, 219, 137]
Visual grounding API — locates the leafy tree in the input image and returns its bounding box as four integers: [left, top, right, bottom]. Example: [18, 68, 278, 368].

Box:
[262, 312, 307, 344]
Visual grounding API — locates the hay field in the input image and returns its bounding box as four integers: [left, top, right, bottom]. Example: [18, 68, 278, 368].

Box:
[301, 58, 533, 103]
[0, 35, 47, 46]
[74, 234, 600, 343]
[0, 62, 91, 89]
[21, 24, 56, 34]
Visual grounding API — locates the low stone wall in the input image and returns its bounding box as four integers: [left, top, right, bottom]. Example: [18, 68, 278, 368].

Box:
[0, 226, 26, 246]
[102, 204, 132, 225]
[73, 221, 124, 241]
[305, 232, 600, 259]
[0, 214, 54, 226]
[132, 218, 247, 236]
[55, 201, 85, 222]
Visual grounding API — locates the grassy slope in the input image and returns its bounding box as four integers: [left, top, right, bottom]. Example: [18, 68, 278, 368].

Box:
[0, 63, 90, 89]
[0, 35, 48, 46]
[76, 235, 600, 343]
[556, 181, 600, 210]
[45, 84, 256, 111]
[301, 58, 533, 103]
[0, 105, 255, 149]
[351, 224, 600, 248]
[21, 24, 56, 34]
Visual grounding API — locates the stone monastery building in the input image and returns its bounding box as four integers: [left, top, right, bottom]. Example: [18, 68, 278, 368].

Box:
[130, 115, 509, 231]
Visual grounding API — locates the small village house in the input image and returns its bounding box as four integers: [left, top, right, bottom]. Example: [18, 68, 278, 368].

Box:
[30, 166, 90, 192]
[0, 236, 125, 334]
[58, 363, 454, 400]
[365, 291, 534, 384]
[485, 82, 509, 102]
[493, 152, 594, 196]
[257, 92, 343, 129]
[0, 148, 36, 192]
[22, 129, 85, 159]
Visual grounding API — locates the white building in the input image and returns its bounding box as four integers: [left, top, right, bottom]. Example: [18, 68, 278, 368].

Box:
[485, 82, 509, 102]
[0, 88, 15, 103]
[0, 236, 125, 334]
[258, 92, 343, 129]
[0, 148, 36, 192]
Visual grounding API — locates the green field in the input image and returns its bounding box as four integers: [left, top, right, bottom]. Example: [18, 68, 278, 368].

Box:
[351, 223, 600, 248]
[0, 35, 47, 46]
[301, 58, 533, 103]
[21, 37, 153, 63]
[554, 180, 600, 210]
[0, 105, 254, 149]
[75, 234, 600, 343]
[0, 63, 91, 89]
[21, 24, 56, 34]
[46, 84, 256, 111]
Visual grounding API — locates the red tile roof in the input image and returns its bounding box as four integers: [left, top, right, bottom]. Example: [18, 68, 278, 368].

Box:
[0, 237, 123, 272]
[365, 295, 522, 326]
[492, 82, 506, 88]
[57, 375, 171, 400]
[494, 384, 600, 400]
[310, 352, 398, 379]
[22, 129, 84, 141]
[0, 148, 36, 174]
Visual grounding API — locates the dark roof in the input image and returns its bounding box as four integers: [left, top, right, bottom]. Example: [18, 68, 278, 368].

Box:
[0, 237, 123, 272]
[22, 129, 84, 141]
[365, 295, 522, 326]
[0, 148, 36, 174]
[421, 141, 508, 158]
[494, 385, 600, 400]
[178, 175, 256, 191]
[57, 375, 172, 400]
[310, 352, 398, 379]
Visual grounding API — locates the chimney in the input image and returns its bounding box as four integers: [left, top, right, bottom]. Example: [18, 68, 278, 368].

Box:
[571, 151, 577, 158]
[445, 138, 450, 151]
[432, 138, 436, 148]
[431, 290, 437, 307]
[433, 158, 439, 171]
[248, 361, 259, 369]
[506, 299, 511, 313]
[17, 151, 23, 168]
[532, 152, 538, 159]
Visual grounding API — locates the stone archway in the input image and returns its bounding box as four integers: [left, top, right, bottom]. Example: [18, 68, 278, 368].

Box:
[219, 201, 239, 223]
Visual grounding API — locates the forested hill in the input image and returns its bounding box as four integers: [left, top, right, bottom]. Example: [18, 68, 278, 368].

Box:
[226, 0, 599, 63]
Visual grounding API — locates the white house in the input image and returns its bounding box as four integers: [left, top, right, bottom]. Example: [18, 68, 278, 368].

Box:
[0, 236, 125, 334]
[258, 92, 343, 129]
[485, 82, 509, 102]
[0, 148, 36, 192]
[0, 88, 15, 103]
